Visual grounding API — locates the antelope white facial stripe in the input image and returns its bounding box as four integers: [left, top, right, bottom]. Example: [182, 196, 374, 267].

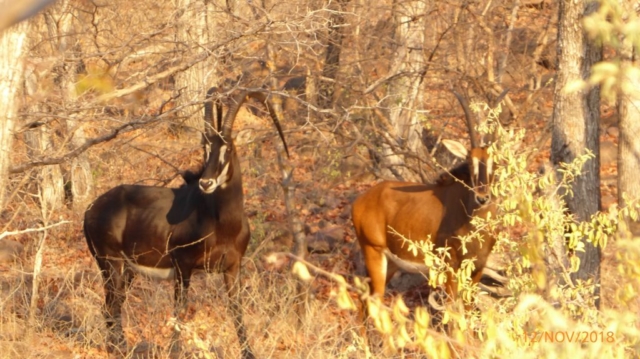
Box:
[472, 157, 479, 176]
[487, 157, 493, 176]
[204, 144, 211, 162]
[218, 145, 227, 165]
[199, 162, 230, 194]
[217, 162, 230, 189]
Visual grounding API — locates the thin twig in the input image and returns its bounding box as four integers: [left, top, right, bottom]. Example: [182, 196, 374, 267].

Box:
[0, 220, 71, 240]
[95, 23, 269, 103]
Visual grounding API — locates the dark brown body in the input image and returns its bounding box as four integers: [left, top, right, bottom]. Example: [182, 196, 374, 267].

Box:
[84, 88, 288, 359]
[84, 162, 252, 355]
[85, 180, 249, 274]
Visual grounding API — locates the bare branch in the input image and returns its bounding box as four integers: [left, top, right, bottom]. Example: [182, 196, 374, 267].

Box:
[9, 107, 182, 174]
[95, 23, 270, 103]
[0, 220, 71, 240]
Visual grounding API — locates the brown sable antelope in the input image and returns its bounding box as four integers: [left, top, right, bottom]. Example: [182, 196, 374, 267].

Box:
[352, 91, 505, 328]
[84, 87, 288, 359]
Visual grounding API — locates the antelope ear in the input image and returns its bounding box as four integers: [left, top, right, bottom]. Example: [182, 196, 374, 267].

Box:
[442, 139, 468, 159]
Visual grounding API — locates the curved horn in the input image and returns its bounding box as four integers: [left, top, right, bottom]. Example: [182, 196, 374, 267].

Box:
[246, 91, 290, 157]
[478, 282, 513, 298]
[453, 91, 478, 148]
[492, 88, 509, 108]
[486, 88, 509, 144]
[482, 266, 509, 284]
[204, 87, 222, 137]
[221, 90, 249, 141]
[428, 290, 446, 312]
[218, 89, 289, 156]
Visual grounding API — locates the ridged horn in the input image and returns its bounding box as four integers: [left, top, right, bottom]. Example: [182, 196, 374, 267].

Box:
[428, 290, 446, 311]
[221, 90, 249, 141]
[487, 88, 509, 144]
[215, 89, 289, 157]
[245, 91, 289, 157]
[204, 86, 223, 136]
[493, 88, 509, 108]
[453, 91, 479, 148]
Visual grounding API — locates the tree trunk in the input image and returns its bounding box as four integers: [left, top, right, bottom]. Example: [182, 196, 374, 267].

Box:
[551, 0, 602, 308]
[453, 1, 475, 76]
[379, 0, 428, 182]
[23, 19, 65, 211]
[617, 6, 640, 237]
[23, 125, 65, 212]
[317, 0, 349, 109]
[174, 0, 209, 143]
[44, 1, 90, 211]
[0, 22, 30, 210]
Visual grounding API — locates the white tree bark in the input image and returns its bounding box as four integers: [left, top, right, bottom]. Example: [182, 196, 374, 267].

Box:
[17, 0, 91, 212]
[380, 0, 428, 181]
[175, 0, 209, 143]
[59, 3, 93, 211]
[21, 10, 65, 212]
[23, 124, 65, 212]
[0, 22, 30, 210]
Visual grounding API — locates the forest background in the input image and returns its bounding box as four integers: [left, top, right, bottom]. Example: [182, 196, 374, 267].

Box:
[1, 0, 640, 358]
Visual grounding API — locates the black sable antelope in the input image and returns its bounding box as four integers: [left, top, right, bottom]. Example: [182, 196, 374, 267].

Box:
[352, 92, 505, 334]
[84, 88, 288, 359]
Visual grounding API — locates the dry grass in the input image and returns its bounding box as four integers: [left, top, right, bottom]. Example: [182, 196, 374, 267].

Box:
[1, 105, 377, 357]
[0, 238, 376, 359]
[3, 229, 628, 359]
